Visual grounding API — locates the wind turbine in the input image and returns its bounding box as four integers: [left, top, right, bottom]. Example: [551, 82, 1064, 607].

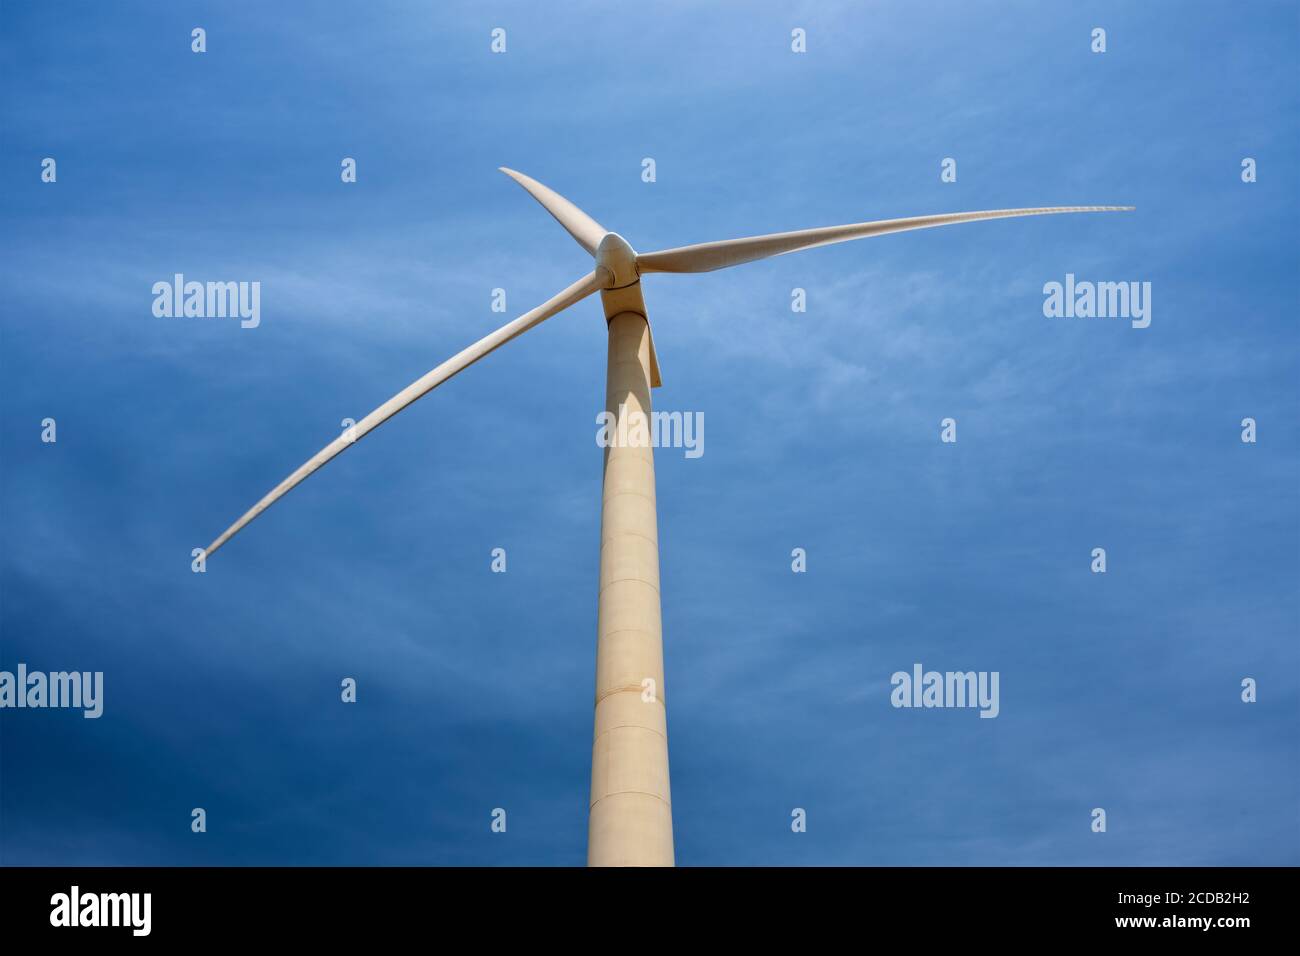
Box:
[205, 168, 1131, 866]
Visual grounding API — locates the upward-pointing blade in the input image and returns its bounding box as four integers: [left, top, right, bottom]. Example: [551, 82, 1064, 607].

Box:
[635, 206, 1135, 274]
[204, 270, 603, 559]
[499, 167, 608, 257]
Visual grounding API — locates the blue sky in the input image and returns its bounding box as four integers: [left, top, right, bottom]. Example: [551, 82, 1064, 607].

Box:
[1, 1, 1297, 865]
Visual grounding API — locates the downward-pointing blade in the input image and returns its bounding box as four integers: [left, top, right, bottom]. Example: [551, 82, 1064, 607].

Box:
[635, 206, 1135, 274]
[204, 270, 603, 558]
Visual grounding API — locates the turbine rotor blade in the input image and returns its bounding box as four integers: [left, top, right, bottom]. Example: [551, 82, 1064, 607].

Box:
[204, 270, 603, 558]
[499, 167, 608, 257]
[635, 206, 1135, 274]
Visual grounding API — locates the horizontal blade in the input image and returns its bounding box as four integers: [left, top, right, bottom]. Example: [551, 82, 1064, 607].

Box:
[204, 270, 603, 558]
[636, 206, 1134, 274]
[500, 167, 608, 257]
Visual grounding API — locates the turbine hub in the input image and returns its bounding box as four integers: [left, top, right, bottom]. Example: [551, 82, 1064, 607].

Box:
[595, 232, 638, 289]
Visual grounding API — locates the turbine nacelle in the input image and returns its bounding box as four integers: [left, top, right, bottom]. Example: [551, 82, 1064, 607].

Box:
[592, 232, 661, 386]
[594, 232, 639, 289]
